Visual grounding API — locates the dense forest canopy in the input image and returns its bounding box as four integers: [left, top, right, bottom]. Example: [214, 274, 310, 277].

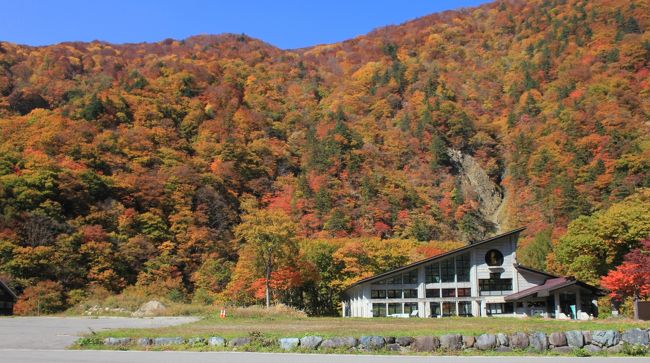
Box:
[0, 0, 649, 314]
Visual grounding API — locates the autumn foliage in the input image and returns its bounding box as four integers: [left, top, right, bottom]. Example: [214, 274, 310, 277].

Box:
[0, 0, 649, 313]
[601, 238, 650, 302]
[13, 280, 66, 315]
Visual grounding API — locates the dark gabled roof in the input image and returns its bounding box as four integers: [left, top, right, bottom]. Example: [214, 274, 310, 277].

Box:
[0, 279, 17, 300]
[514, 263, 558, 279]
[504, 277, 604, 302]
[344, 227, 526, 292]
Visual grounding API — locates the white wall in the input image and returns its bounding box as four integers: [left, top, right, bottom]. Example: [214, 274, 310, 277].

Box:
[344, 232, 536, 318]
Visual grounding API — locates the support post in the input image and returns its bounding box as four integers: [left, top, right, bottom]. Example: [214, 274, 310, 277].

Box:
[575, 289, 582, 320]
[554, 291, 561, 319]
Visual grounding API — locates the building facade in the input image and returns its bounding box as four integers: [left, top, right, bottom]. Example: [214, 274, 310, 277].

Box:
[342, 228, 601, 319]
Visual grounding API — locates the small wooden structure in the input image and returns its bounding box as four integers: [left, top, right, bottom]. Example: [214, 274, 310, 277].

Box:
[637, 301, 650, 321]
[0, 280, 17, 315]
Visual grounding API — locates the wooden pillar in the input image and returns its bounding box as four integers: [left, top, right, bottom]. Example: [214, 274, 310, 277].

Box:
[575, 289, 582, 320]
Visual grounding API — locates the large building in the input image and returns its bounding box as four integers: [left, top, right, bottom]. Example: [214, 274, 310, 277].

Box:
[342, 228, 602, 319]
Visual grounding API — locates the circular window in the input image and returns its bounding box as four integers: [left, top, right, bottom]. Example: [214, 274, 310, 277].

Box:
[485, 249, 504, 266]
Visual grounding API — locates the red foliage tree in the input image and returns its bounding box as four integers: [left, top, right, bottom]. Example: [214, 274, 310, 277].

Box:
[600, 238, 650, 319]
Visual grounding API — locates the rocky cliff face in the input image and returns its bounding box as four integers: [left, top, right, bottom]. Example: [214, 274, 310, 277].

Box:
[446, 148, 506, 232]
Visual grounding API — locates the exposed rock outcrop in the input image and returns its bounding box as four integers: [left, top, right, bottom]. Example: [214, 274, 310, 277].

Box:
[132, 300, 166, 317]
[446, 148, 505, 235]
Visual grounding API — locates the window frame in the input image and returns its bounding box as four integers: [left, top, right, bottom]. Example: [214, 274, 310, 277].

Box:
[425, 263, 440, 283]
[456, 253, 471, 282]
[403, 289, 418, 299]
[426, 288, 440, 298]
[372, 303, 387, 317]
[440, 258, 455, 283]
[442, 288, 456, 298]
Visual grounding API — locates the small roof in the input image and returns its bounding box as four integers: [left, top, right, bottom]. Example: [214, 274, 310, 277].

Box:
[344, 227, 526, 292]
[514, 263, 558, 279]
[504, 277, 603, 301]
[0, 279, 17, 300]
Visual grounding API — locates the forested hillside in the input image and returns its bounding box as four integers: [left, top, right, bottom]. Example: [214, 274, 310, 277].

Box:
[0, 0, 649, 314]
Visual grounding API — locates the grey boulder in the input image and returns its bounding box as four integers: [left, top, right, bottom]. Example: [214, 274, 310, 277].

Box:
[386, 343, 401, 351]
[462, 335, 476, 348]
[228, 337, 252, 347]
[549, 332, 567, 347]
[496, 333, 509, 347]
[622, 328, 649, 346]
[582, 331, 593, 345]
[359, 336, 385, 350]
[396, 336, 415, 346]
[103, 337, 131, 346]
[440, 334, 462, 350]
[320, 337, 357, 350]
[208, 336, 226, 347]
[592, 330, 620, 347]
[552, 346, 574, 354]
[153, 337, 184, 346]
[565, 330, 584, 348]
[475, 334, 497, 350]
[607, 344, 624, 354]
[136, 338, 151, 346]
[584, 344, 601, 353]
[508, 332, 529, 349]
[411, 336, 440, 352]
[278, 338, 300, 351]
[529, 332, 548, 352]
[300, 336, 323, 349]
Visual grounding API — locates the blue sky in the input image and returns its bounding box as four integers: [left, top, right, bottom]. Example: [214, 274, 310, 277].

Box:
[0, 0, 490, 49]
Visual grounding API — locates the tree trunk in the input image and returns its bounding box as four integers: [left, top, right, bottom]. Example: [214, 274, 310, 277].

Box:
[634, 296, 639, 320]
[265, 260, 271, 308]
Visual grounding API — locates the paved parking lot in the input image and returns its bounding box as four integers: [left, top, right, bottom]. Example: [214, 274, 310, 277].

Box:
[0, 316, 197, 349]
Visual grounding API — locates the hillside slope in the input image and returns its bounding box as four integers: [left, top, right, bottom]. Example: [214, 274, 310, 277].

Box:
[0, 0, 648, 307]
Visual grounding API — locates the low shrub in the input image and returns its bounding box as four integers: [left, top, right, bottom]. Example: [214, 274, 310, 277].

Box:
[622, 343, 648, 356]
[573, 347, 590, 357]
[14, 280, 66, 315]
[77, 336, 103, 346]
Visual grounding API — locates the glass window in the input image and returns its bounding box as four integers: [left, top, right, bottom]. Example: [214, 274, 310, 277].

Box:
[403, 270, 418, 284]
[442, 302, 456, 317]
[430, 302, 440, 317]
[456, 253, 471, 282]
[426, 288, 440, 298]
[404, 302, 418, 315]
[479, 277, 513, 296]
[425, 263, 440, 283]
[403, 289, 418, 298]
[441, 258, 455, 282]
[371, 290, 387, 299]
[387, 289, 401, 299]
[458, 301, 472, 317]
[486, 303, 514, 315]
[442, 288, 456, 298]
[385, 275, 402, 285]
[388, 303, 402, 315]
[457, 288, 471, 297]
[372, 303, 386, 317]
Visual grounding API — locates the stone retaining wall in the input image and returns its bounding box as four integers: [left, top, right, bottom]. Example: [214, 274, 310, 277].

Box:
[99, 328, 650, 355]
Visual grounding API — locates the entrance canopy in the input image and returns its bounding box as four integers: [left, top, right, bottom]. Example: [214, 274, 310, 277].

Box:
[504, 277, 603, 302]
